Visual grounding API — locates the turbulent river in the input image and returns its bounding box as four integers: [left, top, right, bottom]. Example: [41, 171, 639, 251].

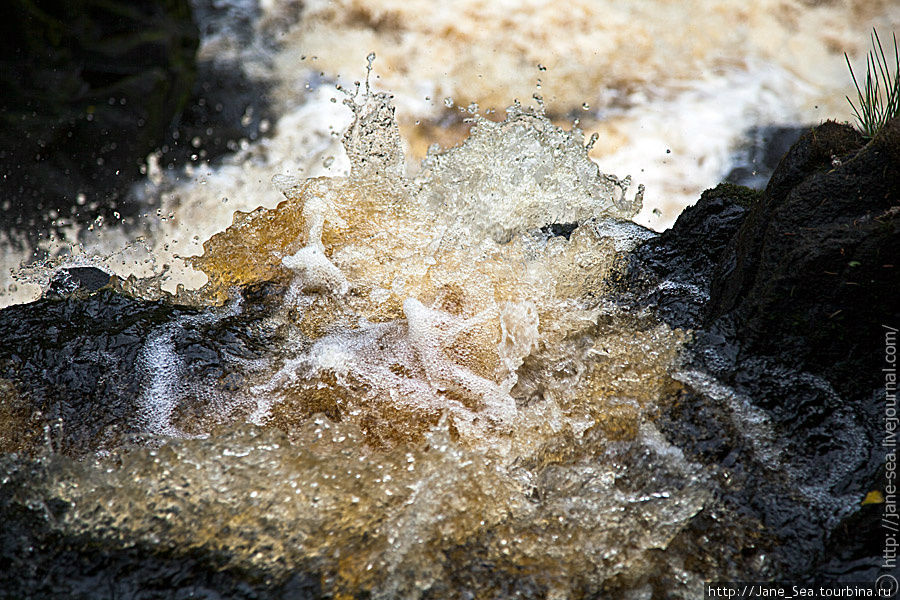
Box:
[0, 1, 898, 598]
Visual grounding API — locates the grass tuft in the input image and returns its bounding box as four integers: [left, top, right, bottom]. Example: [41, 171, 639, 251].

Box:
[845, 29, 900, 139]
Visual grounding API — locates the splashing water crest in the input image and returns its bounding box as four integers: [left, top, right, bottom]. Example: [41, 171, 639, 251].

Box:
[2, 89, 730, 598]
[1, 2, 896, 593]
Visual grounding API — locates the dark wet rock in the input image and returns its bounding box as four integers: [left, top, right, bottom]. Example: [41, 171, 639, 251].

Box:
[709, 119, 898, 396]
[540, 221, 579, 240]
[816, 467, 887, 581]
[0, 0, 200, 246]
[0, 289, 195, 455]
[622, 183, 758, 328]
[626, 118, 898, 400]
[623, 118, 899, 583]
[47, 266, 113, 297]
[0, 285, 284, 456]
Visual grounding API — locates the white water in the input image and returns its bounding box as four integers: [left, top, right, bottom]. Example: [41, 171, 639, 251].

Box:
[1, 1, 897, 307]
[2, 5, 894, 594]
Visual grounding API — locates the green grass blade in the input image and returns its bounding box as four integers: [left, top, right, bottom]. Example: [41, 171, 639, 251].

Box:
[845, 28, 900, 138]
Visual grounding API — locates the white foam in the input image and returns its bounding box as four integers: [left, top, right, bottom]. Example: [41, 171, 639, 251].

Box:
[403, 298, 517, 426]
[137, 299, 243, 438]
[593, 63, 812, 230]
[282, 245, 349, 295]
[138, 323, 184, 438]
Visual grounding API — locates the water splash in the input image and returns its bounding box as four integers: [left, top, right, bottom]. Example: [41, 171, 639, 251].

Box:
[4, 89, 716, 598]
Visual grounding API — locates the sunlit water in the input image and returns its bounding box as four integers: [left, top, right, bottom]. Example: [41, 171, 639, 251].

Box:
[4, 89, 714, 598]
[2, 0, 898, 307]
[0, 2, 896, 597]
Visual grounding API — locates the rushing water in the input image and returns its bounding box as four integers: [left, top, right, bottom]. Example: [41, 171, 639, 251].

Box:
[0, 88, 719, 598]
[0, 2, 897, 597]
[2, 0, 899, 308]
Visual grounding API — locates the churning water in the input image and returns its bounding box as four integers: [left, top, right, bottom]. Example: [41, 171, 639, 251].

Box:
[0, 1, 897, 597]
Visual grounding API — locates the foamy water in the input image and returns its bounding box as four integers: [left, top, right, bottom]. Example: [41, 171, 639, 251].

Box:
[1, 5, 893, 593]
[5, 88, 712, 598]
[2, 0, 897, 307]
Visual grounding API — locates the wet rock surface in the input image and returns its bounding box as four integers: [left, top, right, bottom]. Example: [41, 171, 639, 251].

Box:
[46, 266, 114, 298]
[710, 120, 898, 394]
[623, 118, 899, 582]
[0, 283, 284, 456]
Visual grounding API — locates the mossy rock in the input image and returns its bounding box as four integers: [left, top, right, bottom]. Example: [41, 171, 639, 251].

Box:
[708, 118, 899, 395]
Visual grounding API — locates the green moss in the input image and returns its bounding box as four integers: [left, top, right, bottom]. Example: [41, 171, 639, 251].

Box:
[700, 183, 763, 208]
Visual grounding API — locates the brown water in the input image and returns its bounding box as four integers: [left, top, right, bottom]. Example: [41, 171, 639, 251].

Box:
[2, 90, 735, 599]
[2, 3, 897, 595]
